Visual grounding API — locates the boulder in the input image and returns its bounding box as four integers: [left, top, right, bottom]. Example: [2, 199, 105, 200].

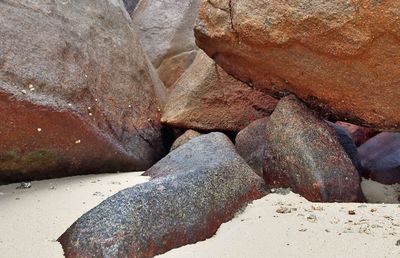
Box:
[195, 0, 400, 130]
[336, 121, 378, 146]
[158, 50, 198, 88]
[132, 0, 201, 86]
[263, 95, 364, 202]
[170, 129, 201, 151]
[358, 132, 400, 185]
[235, 117, 269, 177]
[0, 0, 165, 183]
[161, 51, 278, 132]
[59, 133, 265, 257]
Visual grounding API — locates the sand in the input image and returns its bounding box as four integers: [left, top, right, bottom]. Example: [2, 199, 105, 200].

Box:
[0, 172, 149, 258]
[0, 174, 399, 258]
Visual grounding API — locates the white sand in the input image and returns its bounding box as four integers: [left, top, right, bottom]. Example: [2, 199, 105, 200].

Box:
[159, 191, 400, 258]
[0, 172, 149, 258]
[0, 174, 399, 258]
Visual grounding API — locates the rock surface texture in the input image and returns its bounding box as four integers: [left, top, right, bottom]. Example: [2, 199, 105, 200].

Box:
[195, 0, 400, 130]
[161, 51, 278, 132]
[358, 132, 400, 185]
[263, 96, 364, 202]
[133, 0, 201, 87]
[59, 133, 266, 257]
[170, 129, 201, 151]
[235, 117, 269, 177]
[336, 121, 378, 146]
[0, 0, 165, 183]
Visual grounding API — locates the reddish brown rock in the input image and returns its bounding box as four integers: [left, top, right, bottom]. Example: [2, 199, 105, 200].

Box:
[235, 117, 269, 177]
[158, 50, 198, 88]
[170, 129, 201, 151]
[195, 0, 400, 130]
[161, 51, 278, 132]
[0, 0, 165, 183]
[358, 132, 400, 185]
[336, 121, 378, 146]
[59, 133, 265, 257]
[263, 95, 364, 202]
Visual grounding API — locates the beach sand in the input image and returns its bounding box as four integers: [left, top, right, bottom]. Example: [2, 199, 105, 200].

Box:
[0, 174, 399, 258]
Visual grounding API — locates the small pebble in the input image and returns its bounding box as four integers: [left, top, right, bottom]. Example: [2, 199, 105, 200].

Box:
[16, 182, 31, 189]
[348, 210, 356, 215]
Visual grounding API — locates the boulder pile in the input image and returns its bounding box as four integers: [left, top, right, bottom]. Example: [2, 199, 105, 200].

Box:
[1, 0, 399, 256]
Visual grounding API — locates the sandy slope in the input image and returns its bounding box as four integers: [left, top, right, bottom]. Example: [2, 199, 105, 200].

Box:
[0, 174, 399, 258]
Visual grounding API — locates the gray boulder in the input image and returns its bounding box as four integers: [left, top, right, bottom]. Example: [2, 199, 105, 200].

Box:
[59, 133, 266, 257]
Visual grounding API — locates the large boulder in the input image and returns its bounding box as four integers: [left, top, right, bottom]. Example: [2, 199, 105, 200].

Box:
[358, 132, 400, 185]
[0, 0, 165, 183]
[132, 0, 201, 87]
[235, 117, 269, 177]
[263, 96, 364, 202]
[59, 133, 266, 257]
[161, 51, 278, 132]
[195, 0, 400, 130]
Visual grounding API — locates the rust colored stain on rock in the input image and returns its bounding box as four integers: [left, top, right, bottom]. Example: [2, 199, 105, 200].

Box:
[0, 0, 165, 183]
[195, 0, 400, 130]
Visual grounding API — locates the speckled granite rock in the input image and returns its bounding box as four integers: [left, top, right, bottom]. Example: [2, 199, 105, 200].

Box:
[59, 132, 266, 257]
[235, 117, 269, 177]
[263, 96, 364, 202]
[358, 132, 400, 185]
[195, 0, 400, 130]
[0, 0, 166, 183]
[170, 129, 201, 151]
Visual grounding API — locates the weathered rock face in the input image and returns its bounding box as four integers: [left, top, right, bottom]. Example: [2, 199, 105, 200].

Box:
[235, 117, 269, 177]
[263, 96, 364, 202]
[358, 133, 400, 185]
[195, 0, 400, 130]
[59, 133, 266, 257]
[161, 51, 278, 132]
[0, 0, 165, 183]
[132, 0, 201, 81]
[158, 50, 198, 88]
[170, 129, 201, 151]
[336, 121, 378, 146]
